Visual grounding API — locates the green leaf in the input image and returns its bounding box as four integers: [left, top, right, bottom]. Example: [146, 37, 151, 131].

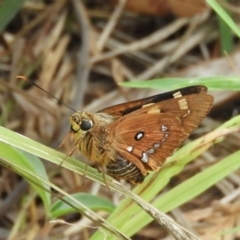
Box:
[120, 77, 240, 90]
[51, 193, 115, 218]
[0, 0, 25, 33]
[206, 0, 240, 38]
[218, 8, 233, 54]
[0, 142, 51, 214]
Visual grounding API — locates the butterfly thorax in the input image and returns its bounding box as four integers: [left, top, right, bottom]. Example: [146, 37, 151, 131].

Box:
[69, 111, 118, 164]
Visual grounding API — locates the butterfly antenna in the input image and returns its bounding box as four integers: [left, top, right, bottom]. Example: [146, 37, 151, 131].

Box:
[16, 76, 76, 112]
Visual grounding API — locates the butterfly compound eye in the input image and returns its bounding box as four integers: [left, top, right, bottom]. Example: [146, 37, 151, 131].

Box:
[80, 120, 92, 131]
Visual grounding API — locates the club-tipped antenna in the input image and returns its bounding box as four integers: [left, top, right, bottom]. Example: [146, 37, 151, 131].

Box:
[16, 76, 76, 112]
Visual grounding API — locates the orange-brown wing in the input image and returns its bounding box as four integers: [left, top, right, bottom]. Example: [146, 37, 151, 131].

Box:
[98, 85, 208, 117]
[106, 113, 184, 175]
[126, 92, 213, 140]
[104, 91, 213, 175]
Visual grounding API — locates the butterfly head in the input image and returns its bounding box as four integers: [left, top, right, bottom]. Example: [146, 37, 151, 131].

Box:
[70, 112, 93, 137]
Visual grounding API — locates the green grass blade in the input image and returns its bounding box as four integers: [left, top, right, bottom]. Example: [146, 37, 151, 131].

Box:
[0, 0, 25, 33]
[0, 142, 51, 213]
[120, 77, 240, 90]
[51, 193, 115, 218]
[206, 0, 240, 38]
[218, 9, 233, 54]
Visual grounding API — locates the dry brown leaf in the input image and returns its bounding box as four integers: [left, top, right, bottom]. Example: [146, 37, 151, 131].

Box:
[167, 50, 240, 108]
[185, 202, 240, 240]
[200, 215, 236, 240]
[185, 207, 213, 222]
[109, 0, 169, 16]
[168, 0, 209, 17]
[109, 0, 208, 17]
[111, 58, 125, 84]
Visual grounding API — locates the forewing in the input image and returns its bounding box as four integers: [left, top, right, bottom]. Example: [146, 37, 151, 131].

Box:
[156, 92, 213, 140]
[104, 91, 213, 175]
[98, 85, 208, 117]
[127, 92, 213, 140]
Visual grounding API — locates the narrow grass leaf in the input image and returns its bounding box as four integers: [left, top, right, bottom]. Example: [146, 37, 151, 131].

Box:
[51, 193, 115, 218]
[206, 0, 240, 38]
[0, 142, 51, 213]
[0, 0, 25, 33]
[120, 77, 240, 90]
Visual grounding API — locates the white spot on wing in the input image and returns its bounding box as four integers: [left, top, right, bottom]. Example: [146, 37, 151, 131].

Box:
[178, 99, 188, 110]
[161, 125, 168, 132]
[173, 91, 182, 98]
[154, 143, 160, 148]
[141, 153, 149, 163]
[147, 148, 155, 154]
[136, 132, 144, 140]
[142, 103, 154, 108]
[127, 146, 133, 152]
[182, 109, 191, 118]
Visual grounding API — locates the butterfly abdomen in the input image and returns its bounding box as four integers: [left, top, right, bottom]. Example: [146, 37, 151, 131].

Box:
[106, 155, 145, 184]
